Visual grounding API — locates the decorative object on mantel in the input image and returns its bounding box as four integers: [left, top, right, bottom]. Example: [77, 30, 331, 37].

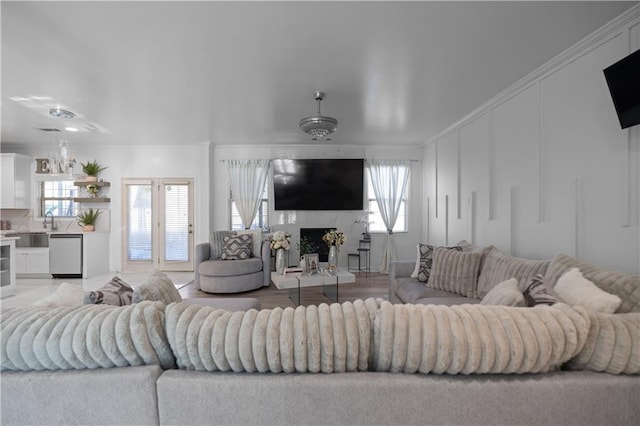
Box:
[81, 160, 107, 182]
[77, 208, 101, 232]
[322, 229, 346, 273]
[299, 91, 338, 141]
[270, 231, 291, 275]
[355, 210, 374, 240]
[86, 184, 99, 198]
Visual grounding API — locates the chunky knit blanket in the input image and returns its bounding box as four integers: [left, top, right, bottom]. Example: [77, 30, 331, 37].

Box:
[1, 301, 175, 371]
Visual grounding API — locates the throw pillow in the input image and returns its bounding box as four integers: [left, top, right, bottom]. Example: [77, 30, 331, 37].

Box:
[83, 276, 133, 306]
[31, 282, 84, 307]
[221, 234, 252, 260]
[523, 274, 558, 307]
[426, 247, 482, 297]
[554, 268, 622, 313]
[476, 247, 551, 299]
[236, 228, 263, 258]
[132, 270, 183, 304]
[480, 278, 525, 307]
[412, 243, 462, 282]
[209, 230, 235, 260]
[545, 253, 640, 314]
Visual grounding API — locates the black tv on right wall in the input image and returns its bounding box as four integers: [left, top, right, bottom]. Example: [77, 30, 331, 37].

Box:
[603, 48, 640, 129]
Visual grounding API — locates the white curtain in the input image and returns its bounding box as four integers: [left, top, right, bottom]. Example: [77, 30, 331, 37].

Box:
[367, 159, 410, 273]
[227, 159, 270, 229]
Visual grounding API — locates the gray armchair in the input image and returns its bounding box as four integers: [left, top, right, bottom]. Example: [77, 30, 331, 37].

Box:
[195, 231, 271, 294]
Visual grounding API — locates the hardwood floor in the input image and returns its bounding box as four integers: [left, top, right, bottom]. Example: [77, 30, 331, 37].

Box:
[179, 272, 390, 309]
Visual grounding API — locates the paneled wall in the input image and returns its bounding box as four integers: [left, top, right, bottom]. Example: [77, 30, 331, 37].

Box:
[423, 7, 640, 274]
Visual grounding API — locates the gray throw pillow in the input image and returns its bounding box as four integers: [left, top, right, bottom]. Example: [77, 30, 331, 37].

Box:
[221, 234, 252, 260]
[426, 247, 483, 297]
[480, 278, 525, 307]
[133, 270, 182, 304]
[523, 274, 558, 307]
[84, 276, 133, 305]
[414, 243, 462, 283]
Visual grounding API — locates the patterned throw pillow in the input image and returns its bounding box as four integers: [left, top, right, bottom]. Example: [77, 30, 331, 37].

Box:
[523, 274, 558, 307]
[221, 234, 252, 260]
[413, 243, 462, 283]
[83, 276, 133, 305]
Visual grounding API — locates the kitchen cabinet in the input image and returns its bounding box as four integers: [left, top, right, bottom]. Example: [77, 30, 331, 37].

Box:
[1, 153, 32, 208]
[1, 239, 16, 298]
[15, 247, 50, 276]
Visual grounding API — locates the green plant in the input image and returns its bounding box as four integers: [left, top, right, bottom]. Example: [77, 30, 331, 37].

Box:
[81, 160, 107, 177]
[77, 208, 101, 226]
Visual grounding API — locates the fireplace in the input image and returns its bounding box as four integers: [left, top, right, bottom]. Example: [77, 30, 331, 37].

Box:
[299, 227, 335, 262]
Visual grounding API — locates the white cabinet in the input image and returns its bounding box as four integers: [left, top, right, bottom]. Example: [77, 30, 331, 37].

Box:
[1, 153, 32, 208]
[15, 248, 50, 276]
[1, 239, 16, 298]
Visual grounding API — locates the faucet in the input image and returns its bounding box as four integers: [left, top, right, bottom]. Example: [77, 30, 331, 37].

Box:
[43, 212, 56, 231]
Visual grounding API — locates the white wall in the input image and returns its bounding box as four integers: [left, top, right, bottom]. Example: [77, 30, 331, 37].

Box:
[212, 144, 423, 271]
[423, 8, 640, 274]
[3, 142, 211, 272]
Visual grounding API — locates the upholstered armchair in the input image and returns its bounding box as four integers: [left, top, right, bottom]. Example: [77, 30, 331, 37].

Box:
[195, 230, 271, 294]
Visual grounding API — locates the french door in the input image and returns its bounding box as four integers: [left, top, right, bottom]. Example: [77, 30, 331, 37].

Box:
[122, 178, 194, 272]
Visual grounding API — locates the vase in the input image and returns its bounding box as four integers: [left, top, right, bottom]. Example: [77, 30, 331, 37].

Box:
[328, 245, 338, 273]
[275, 248, 286, 275]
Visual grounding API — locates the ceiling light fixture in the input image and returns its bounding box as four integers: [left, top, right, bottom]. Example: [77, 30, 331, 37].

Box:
[299, 91, 338, 141]
[49, 107, 75, 119]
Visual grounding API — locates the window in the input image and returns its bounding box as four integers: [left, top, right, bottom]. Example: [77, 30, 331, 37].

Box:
[230, 182, 268, 230]
[367, 178, 408, 233]
[40, 180, 78, 217]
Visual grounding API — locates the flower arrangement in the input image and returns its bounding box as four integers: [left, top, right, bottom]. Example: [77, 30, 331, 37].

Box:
[270, 231, 291, 250]
[355, 210, 374, 235]
[322, 229, 346, 247]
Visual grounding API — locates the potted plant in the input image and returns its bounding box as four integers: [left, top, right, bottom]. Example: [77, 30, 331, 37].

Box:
[77, 208, 101, 232]
[81, 160, 107, 182]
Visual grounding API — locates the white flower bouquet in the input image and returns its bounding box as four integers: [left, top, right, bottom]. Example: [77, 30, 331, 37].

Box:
[270, 231, 291, 250]
[322, 229, 346, 247]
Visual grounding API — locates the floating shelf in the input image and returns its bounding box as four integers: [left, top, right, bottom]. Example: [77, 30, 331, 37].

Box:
[74, 197, 111, 203]
[74, 181, 110, 187]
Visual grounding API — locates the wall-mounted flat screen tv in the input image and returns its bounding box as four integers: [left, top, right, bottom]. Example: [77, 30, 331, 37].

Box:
[603, 48, 640, 129]
[273, 158, 364, 210]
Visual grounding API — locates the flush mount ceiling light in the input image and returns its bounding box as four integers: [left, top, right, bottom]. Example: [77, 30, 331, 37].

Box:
[299, 91, 338, 141]
[49, 107, 75, 119]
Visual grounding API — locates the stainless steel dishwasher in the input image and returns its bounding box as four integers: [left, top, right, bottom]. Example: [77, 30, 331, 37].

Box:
[49, 234, 83, 278]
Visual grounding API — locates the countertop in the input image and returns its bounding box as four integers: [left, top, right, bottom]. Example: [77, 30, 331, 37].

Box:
[0, 230, 108, 236]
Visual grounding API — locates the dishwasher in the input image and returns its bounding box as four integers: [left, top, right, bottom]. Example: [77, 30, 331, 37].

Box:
[49, 234, 83, 278]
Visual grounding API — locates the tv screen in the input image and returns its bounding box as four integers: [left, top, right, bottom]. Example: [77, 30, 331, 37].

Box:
[603, 48, 640, 129]
[273, 159, 364, 210]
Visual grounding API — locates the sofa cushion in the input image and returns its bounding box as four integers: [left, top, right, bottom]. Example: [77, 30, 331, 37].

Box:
[199, 258, 263, 277]
[83, 276, 133, 306]
[554, 268, 621, 314]
[544, 253, 640, 314]
[133, 271, 182, 304]
[411, 243, 462, 282]
[477, 248, 551, 299]
[209, 230, 235, 260]
[221, 234, 252, 260]
[480, 278, 525, 307]
[523, 274, 558, 307]
[414, 296, 481, 306]
[426, 247, 483, 298]
[396, 278, 462, 303]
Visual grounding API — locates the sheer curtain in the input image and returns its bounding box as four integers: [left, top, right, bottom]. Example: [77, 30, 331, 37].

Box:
[367, 159, 410, 273]
[227, 159, 270, 229]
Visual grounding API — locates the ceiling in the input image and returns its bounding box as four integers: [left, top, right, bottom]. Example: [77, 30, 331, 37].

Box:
[1, 1, 636, 148]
